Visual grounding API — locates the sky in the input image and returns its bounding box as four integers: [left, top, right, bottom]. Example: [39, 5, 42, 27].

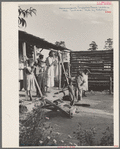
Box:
[19, 3, 113, 51]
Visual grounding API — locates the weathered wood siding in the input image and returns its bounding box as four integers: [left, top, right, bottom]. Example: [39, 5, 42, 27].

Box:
[70, 50, 113, 91]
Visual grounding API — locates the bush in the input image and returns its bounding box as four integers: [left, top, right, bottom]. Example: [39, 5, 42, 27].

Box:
[73, 123, 96, 146]
[19, 104, 113, 146]
[99, 126, 113, 146]
[73, 123, 113, 146]
[19, 104, 54, 146]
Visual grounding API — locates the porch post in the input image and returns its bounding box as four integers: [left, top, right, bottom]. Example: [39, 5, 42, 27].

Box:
[22, 42, 27, 99]
[58, 51, 61, 89]
[23, 42, 27, 63]
[109, 76, 112, 94]
[33, 45, 37, 63]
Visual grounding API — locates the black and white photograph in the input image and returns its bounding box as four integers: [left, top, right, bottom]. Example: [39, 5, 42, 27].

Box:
[2, 1, 119, 148]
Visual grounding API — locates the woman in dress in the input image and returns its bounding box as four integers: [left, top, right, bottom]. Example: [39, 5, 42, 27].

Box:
[45, 50, 56, 92]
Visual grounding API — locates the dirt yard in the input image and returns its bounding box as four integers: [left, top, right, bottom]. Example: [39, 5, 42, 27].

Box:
[19, 89, 113, 146]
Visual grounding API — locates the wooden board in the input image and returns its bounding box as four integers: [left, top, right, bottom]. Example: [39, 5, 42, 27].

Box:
[44, 98, 75, 118]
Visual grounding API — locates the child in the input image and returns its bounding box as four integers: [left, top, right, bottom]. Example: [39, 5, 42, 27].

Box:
[75, 70, 85, 101]
[68, 77, 76, 106]
[25, 59, 35, 101]
[82, 69, 90, 97]
[34, 54, 46, 96]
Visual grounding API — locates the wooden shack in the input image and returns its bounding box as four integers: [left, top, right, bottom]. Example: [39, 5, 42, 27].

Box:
[19, 30, 71, 58]
[19, 30, 71, 89]
[70, 50, 113, 91]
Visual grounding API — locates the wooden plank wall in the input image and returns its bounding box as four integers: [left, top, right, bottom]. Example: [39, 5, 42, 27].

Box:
[70, 50, 113, 91]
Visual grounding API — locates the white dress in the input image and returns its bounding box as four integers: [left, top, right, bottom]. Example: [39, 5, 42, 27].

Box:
[82, 74, 88, 91]
[45, 57, 55, 87]
[19, 63, 24, 80]
[26, 67, 36, 91]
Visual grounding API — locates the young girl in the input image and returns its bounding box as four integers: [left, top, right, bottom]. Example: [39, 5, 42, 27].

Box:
[34, 54, 46, 96]
[75, 70, 85, 101]
[25, 59, 35, 101]
[82, 69, 90, 97]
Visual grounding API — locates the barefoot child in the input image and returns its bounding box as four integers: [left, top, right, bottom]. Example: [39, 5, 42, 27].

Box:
[25, 59, 35, 101]
[68, 77, 76, 106]
[75, 70, 85, 101]
[82, 69, 90, 97]
[34, 54, 46, 96]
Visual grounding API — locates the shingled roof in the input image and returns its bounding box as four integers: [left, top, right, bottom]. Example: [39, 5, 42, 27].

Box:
[19, 30, 71, 52]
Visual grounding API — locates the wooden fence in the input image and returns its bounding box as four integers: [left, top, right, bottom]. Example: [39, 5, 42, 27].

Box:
[70, 50, 113, 91]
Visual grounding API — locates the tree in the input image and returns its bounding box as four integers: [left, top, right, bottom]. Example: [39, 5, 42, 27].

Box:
[18, 6, 36, 27]
[55, 41, 66, 48]
[88, 41, 98, 51]
[104, 38, 113, 50]
[55, 41, 68, 63]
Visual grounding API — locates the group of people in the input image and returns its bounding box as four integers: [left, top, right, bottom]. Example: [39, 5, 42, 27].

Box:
[19, 49, 90, 102]
[66, 68, 90, 106]
[19, 50, 57, 101]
